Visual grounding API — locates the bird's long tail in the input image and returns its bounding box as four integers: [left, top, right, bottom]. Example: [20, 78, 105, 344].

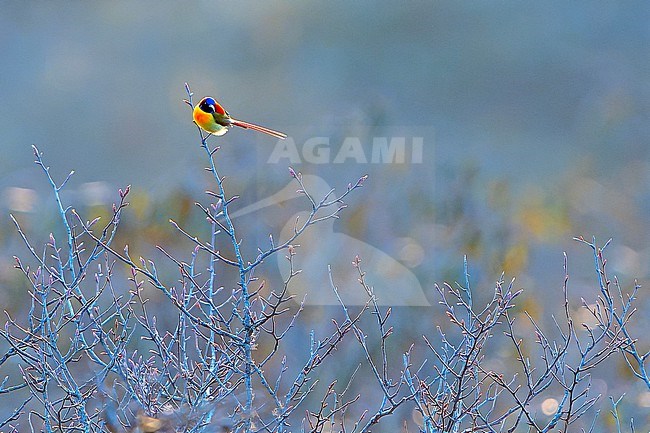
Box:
[230, 118, 287, 139]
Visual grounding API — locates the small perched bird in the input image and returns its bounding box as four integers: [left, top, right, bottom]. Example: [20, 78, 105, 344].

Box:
[193, 96, 287, 139]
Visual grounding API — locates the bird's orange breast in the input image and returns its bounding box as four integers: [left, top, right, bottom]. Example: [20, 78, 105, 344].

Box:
[193, 107, 213, 128]
[193, 105, 229, 135]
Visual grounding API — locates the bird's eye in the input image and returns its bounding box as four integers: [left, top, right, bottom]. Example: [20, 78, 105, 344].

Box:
[199, 98, 216, 114]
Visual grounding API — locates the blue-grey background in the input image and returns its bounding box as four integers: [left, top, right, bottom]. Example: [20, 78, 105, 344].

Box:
[1, 1, 649, 428]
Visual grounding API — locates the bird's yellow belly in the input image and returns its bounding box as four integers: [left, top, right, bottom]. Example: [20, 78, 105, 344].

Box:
[193, 107, 228, 135]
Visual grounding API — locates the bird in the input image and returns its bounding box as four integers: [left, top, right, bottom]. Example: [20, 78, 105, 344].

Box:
[193, 96, 287, 139]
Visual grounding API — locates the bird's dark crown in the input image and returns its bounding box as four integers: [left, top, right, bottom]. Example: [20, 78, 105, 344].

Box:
[199, 97, 218, 113]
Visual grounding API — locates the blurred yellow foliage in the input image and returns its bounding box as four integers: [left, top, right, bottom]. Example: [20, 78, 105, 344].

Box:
[516, 294, 543, 323]
[502, 241, 528, 275]
[516, 189, 570, 242]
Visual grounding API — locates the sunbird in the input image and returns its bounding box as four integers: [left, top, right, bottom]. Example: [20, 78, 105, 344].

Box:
[193, 96, 287, 139]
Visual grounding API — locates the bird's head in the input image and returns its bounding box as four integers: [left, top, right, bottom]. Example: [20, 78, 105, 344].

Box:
[198, 97, 227, 116]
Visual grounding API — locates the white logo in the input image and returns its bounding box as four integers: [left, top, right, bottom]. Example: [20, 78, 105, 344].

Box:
[231, 175, 430, 306]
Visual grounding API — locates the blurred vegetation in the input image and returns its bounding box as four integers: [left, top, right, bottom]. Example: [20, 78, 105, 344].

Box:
[1, 2, 649, 431]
